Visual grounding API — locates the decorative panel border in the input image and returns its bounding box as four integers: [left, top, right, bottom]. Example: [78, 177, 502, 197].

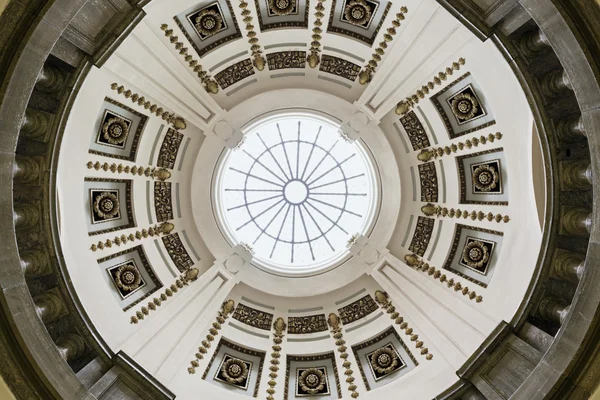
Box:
[85, 177, 135, 236]
[319, 54, 361, 82]
[154, 181, 174, 222]
[418, 162, 438, 202]
[326, 0, 391, 46]
[408, 216, 434, 257]
[157, 128, 183, 170]
[337, 294, 378, 325]
[232, 303, 274, 330]
[162, 233, 195, 273]
[287, 314, 328, 334]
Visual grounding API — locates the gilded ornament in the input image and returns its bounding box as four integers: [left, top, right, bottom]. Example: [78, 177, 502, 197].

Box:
[194, 9, 223, 37]
[298, 368, 327, 394]
[221, 357, 249, 383]
[114, 263, 142, 292]
[93, 192, 120, 220]
[344, 0, 372, 26]
[102, 117, 129, 145]
[451, 92, 479, 121]
[370, 347, 399, 375]
[461, 240, 490, 269]
[268, 0, 296, 15]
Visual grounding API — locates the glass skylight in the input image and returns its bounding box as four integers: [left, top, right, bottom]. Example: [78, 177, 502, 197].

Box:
[216, 112, 377, 275]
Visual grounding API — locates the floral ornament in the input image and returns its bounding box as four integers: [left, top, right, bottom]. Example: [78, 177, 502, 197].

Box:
[102, 117, 129, 145]
[299, 368, 327, 394]
[472, 164, 499, 192]
[115, 263, 142, 292]
[221, 358, 249, 384]
[93, 192, 120, 219]
[194, 9, 224, 37]
[344, 0, 371, 26]
[461, 240, 490, 269]
[268, 0, 296, 15]
[451, 92, 479, 121]
[370, 347, 399, 375]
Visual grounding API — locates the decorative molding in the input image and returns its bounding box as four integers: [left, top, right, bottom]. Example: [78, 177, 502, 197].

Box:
[239, 0, 267, 71]
[288, 314, 329, 334]
[358, 6, 407, 84]
[189, 300, 235, 374]
[418, 162, 438, 203]
[307, 0, 325, 68]
[407, 216, 434, 257]
[214, 58, 256, 89]
[86, 161, 171, 180]
[266, 317, 286, 400]
[456, 147, 508, 206]
[374, 291, 432, 360]
[319, 55, 361, 82]
[157, 128, 184, 170]
[91, 222, 175, 252]
[417, 132, 503, 162]
[162, 232, 195, 273]
[404, 254, 483, 302]
[160, 23, 219, 94]
[399, 111, 430, 151]
[266, 51, 307, 70]
[284, 353, 341, 400]
[232, 303, 274, 330]
[129, 268, 199, 324]
[86, 177, 135, 236]
[255, 0, 310, 31]
[328, 313, 359, 398]
[337, 294, 378, 325]
[154, 182, 174, 222]
[110, 83, 186, 131]
[327, 0, 391, 46]
[421, 203, 510, 223]
[395, 58, 465, 115]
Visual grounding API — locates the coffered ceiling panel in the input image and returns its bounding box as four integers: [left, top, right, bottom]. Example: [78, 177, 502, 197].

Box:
[254, 0, 310, 30]
[327, 0, 391, 46]
[174, 0, 242, 58]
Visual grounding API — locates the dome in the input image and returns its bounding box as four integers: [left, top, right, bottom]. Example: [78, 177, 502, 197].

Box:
[1, 1, 600, 400]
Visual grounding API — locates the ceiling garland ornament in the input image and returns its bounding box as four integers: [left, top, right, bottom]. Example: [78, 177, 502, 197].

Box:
[238, 0, 267, 71]
[328, 313, 359, 398]
[421, 203, 510, 223]
[221, 357, 250, 384]
[160, 23, 219, 94]
[404, 254, 483, 302]
[90, 222, 175, 252]
[358, 6, 407, 85]
[189, 299, 236, 374]
[416, 132, 503, 162]
[266, 317, 286, 400]
[86, 161, 171, 181]
[307, 0, 326, 68]
[109, 83, 187, 130]
[395, 57, 466, 115]
[374, 291, 433, 360]
[129, 267, 199, 324]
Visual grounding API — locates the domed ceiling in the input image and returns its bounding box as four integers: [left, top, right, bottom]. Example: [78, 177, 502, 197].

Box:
[53, 0, 545, 398]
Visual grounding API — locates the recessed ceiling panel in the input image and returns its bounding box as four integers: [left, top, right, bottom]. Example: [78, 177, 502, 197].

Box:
[254, 0, 310, 30]
[327, 0, 391, 46]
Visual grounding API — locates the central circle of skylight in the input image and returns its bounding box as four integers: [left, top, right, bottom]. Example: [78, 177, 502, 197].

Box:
[216, 111, 378, 276]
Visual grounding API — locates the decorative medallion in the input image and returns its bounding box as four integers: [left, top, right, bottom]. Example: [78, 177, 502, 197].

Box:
[90, 189, 121, 224]
[288, 314, 328, 334]
[447, 84, 486, 125]
[268, 0, 298, 16]
[96, 111, 132, 149]
[162, 233, 194, 273]
[187, 3, 227, 41]
[154, 182, 174, 222]
[214, 354, 252, 390]
[408, 216, 434, 257]
[214, 58, 256, 90]
[296, 367, 330, 396]
[157, 128, 183, 170]
[319, 54, 361, 82]
[459, 236, 496, 275]
[366, 343, 405, 381]
[232, 303, 274, 330]
[337, 294, 378, 325]
[471, 159, 502, 194]
[107, 259, 147, 299]
[418, 162, 438, 203]
[266, 51, 307, 70]
[342, 0, 375, 28]
[400, 111, 430, 151]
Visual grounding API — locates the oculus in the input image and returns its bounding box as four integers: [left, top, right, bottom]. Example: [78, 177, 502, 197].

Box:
[90, 189, 121, 224]
[267, 0, 298, 16]
[214, 354, 252, 390]
[341, 0, 378, 29]
[459, 236, 496, 275]
[471, 159, 502, 194]
[446, 84, 487, 125]
[366, 343, 405, 381]
[187, 3, 228, 41]
[107, 259, 146, 299]
[296, 367, 330, 396]
[216, 112, 377, 276]
[96, 110, 132, 149]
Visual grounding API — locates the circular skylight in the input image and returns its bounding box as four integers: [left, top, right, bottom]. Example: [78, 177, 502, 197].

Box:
[215, 111, 378, 276]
